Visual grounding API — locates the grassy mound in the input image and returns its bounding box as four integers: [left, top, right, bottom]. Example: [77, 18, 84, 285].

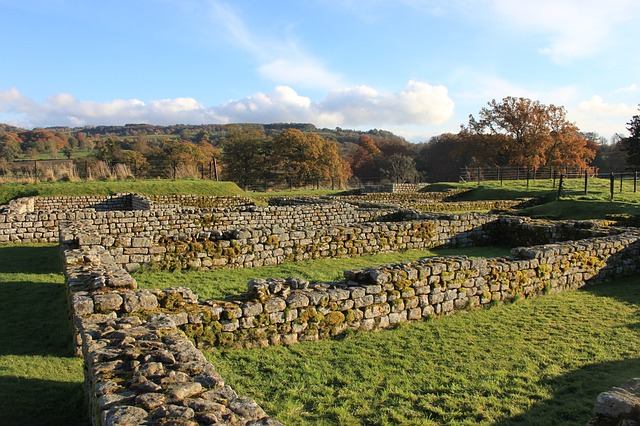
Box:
[0, 179, 248, 205]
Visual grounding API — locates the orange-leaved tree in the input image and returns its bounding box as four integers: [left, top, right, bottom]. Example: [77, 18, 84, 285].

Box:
[461, 96, 594, 169]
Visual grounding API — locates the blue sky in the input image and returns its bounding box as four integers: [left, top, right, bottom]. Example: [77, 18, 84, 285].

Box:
[1, 0, 639, 142]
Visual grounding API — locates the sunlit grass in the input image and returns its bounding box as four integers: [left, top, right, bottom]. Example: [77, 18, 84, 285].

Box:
[134, 246, 512, 299]
[205, 276, 640, 425]
[0, 179, 247, 205]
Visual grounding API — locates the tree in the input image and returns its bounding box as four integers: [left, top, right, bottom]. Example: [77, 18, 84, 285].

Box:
[462, 97, 594, 169]
[379, 154, 419, 183]
[622, 108, 640, 169]
[271, 129, 348, 187]
[0, 135, 21, 161]
[415, 133, 470, 182]
[349, 135, 382, 181]
[221, 125, 269, 184]
[62, 145, 74, 159]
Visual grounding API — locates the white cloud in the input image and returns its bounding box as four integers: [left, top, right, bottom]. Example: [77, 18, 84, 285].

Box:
[491, 0, 640, 62]
[577, 96, 637, 117]
[568, 95, 638, 138]
[0, 81, 455, 131]
[615, 83, 638, 93]
[258, 58, 343, 90]
[203, 0, 343, 90]
[322, 80, 454, 126]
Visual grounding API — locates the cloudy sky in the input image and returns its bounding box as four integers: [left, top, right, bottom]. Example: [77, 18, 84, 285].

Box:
[1, 0, 639, 142]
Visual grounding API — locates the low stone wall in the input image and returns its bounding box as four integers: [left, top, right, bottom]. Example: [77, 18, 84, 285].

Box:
[62, 239, 282, 426]
[64, 226, 640, 351]
[0, 195, 395, 245]
[57, 206, 640, 425]
[336, 189, 469, 205]
[360, 183, 428, 193]
[148, 194, 254, 209]
[63, 212, 497, 271]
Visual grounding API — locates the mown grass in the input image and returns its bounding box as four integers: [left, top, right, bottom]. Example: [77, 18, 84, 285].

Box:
[424, 178, 640, 220]
[0, 179, 247, 205]
[134, 246, 512, 299]
[205, 276, 640, 425]
[0, 244, 88, 426]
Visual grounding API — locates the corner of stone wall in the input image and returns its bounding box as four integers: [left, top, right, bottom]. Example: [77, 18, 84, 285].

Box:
[60, 221, 281, 426]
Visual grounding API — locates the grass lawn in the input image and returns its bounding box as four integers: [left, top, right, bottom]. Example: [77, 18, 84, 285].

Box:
[204, 276, 640, 425]
[134, 246, 512, 300]
[0, 244, 88, 426]
[0, 179, 247, 205]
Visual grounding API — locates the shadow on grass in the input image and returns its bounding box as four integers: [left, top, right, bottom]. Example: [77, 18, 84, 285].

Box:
[580, 274, 640, 306]
[497, 278, 640, 425]
[495, 358, 640, 426]
[0, 376, 88, 426]
[0, 244, 62, 274]
[0, 279, 76, 357]
[0, 245, 74, 357]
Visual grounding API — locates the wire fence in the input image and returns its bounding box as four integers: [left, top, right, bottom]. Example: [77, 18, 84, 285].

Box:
[460, 166, 640, 199]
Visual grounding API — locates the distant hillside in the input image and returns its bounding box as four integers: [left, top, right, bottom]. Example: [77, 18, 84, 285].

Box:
[0, 122, 408, 148]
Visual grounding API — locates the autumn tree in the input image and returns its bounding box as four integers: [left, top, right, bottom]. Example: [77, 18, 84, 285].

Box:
[19, 130, 68, 155]
[272, 129, 348, 187]
[379, 154, 419, 183]
[415, 133, 470, 182]
[0, 134, 22, 161]
[221, 125, 270, 184]
[349, 135, 382, 180]
[462, 97, 594, 169]
[622, 108, 640, 169]
[544, 105, 595, 168]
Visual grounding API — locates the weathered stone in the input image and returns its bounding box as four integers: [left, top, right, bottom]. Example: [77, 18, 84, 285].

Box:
[135, 392, 166, 410]
[102, 405, 148, 426]
[93, 293, 124, 313]
[167, 381, 203, 399]
[594, 379, 640, 424]
[229, 396, 268, 421]
[263, 297, 286, 313]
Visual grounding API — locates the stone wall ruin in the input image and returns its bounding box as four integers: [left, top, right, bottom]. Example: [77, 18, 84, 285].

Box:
[2, 193, 638, 425]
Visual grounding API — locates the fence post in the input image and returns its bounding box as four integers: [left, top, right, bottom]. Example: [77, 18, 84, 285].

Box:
[172, 160, 177, 180]
[526, 169, 530, 189]
[499, 167, 503, 186]
[635, 171, 638, 193]
[620, 173, 623, 193]
[477, 167, 481, 185]
[610, 172, 615, 200]
[584, 170, 588, 195]
[557, 174, 564, 200]
[552, 170, 556, 189]
[33, 160, 38, 182]
[213, 158, 219, 181]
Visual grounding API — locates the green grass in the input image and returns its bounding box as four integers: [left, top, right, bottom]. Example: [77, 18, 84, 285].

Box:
[205, 276, 640, 425]
[134, 246, 512, 300]
[249, 189, 345, 204]
[0, 244, 88, 426]
[0, 179, 248, 205]
[421, 179, 640, 220]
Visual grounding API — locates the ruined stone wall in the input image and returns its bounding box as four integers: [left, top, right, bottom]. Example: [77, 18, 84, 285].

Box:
[0, 195, 395, 245]
[63, 212, 497, 271]
[62, 239, 282, 426]
[57, 206, 640, 425]
[147, 194, 254, 209]
[360, 183, 429, 193]
[65, 225, 640, 351]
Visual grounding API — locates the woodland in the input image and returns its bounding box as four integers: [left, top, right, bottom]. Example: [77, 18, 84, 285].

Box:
[0, 96, 638, 187]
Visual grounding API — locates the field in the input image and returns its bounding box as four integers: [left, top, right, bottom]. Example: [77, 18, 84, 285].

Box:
[0, 179, 639, 425]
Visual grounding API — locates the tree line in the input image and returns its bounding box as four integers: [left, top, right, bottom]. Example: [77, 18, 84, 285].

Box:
[1, 96, 639, 185]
